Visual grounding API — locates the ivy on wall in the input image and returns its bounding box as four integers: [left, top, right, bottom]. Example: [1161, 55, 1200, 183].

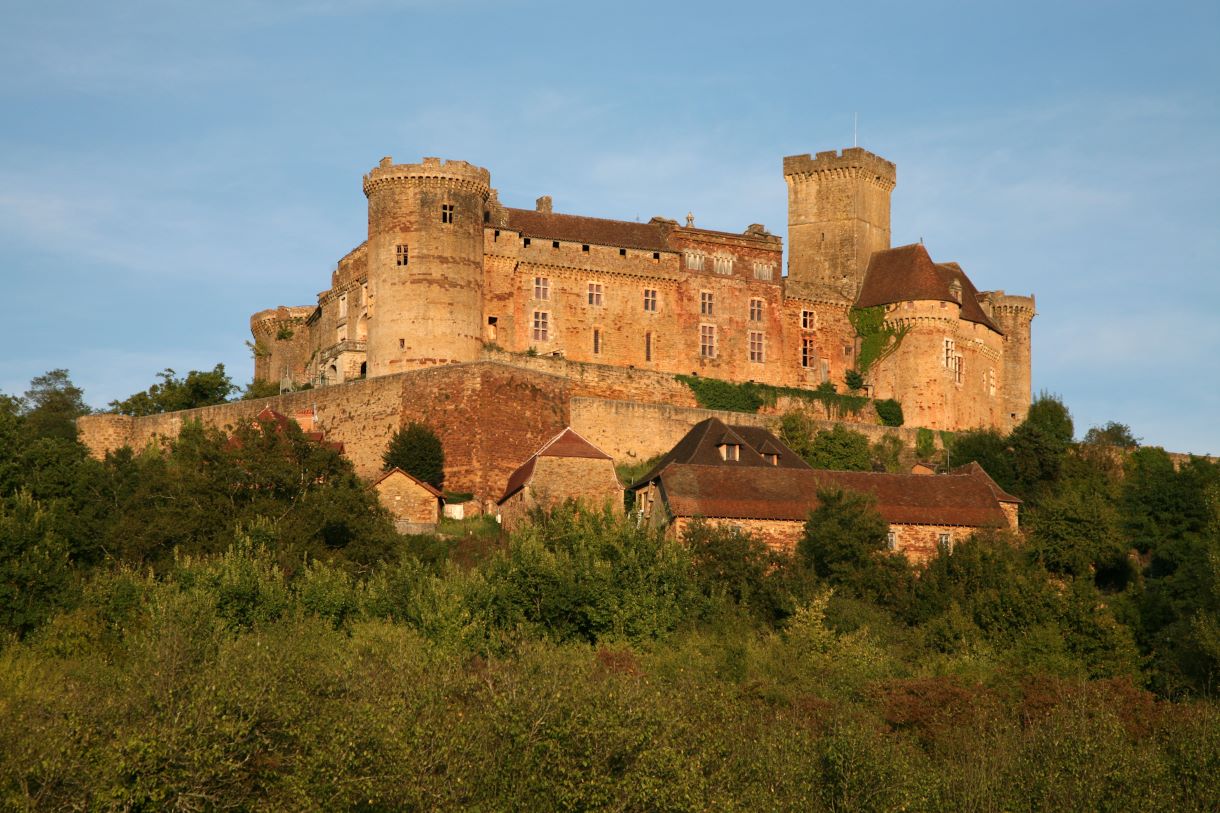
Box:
[849, 306, 910, 379]
[675, 375, 872, 420]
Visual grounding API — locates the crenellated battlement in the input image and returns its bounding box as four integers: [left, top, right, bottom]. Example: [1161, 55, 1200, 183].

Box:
[250, 305, 315, 333]
[783, 147, 897, 191]
[982, 291, 1037, 317]
[362, 155, 491, 198]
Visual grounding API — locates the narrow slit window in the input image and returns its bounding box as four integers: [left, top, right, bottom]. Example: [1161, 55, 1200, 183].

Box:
[645, 332, 652, 361]
[592, 329, 601, 355]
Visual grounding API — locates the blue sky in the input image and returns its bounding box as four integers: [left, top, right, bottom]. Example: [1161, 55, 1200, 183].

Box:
[2, 0, 1217, 453]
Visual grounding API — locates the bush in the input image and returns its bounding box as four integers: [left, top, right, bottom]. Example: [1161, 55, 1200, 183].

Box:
[915, 427, 936, 460]
[805, 425, 872, 471]
[844, 369, 865, 392]
[874, 398, 904, 427]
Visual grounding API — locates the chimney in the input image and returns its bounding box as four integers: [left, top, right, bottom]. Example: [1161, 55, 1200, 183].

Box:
[536, 195, 553, 214]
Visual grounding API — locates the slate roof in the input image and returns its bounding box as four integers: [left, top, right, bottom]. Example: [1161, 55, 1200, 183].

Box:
[651, 463, 1019, 527]
[855, 243, 1001, 333]
[373, 467, 443, 499]
[630, 418, 811, 488]
[499, 428, 614, 504]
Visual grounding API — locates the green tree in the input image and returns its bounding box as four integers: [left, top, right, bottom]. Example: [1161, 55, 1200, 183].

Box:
[383, 422, 445, 489]
[241, 378, 282, 400]
[21, 369, 90, 441]
[798, 488, 910, 606]
[1084, 421, 1139, 449]
[1010, 394, 1075, 497]
[109, 364, 237, 416]
[948, 428, 1017, 492]
[0, 491, 74, 637]
[804, 425, 872, 471]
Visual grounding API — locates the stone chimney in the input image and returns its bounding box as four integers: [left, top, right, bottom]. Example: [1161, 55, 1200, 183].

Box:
[536, 195, 553, 214]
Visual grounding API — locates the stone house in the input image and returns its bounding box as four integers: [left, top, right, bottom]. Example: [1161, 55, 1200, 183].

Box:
[373, 468, 443, 534]
[497, 428, 622, 530]
[630, 420, 1020, 562]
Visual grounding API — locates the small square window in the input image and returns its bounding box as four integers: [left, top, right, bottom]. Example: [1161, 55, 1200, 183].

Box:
[552, 240, 560, 249]
[582, 244, 590, 252]
[652, 252, 660, 260]
[619, 248, 627, 257]
[523, 237, 531, 247]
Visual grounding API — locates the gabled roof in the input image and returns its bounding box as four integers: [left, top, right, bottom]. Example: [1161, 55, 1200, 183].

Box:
[502, 208, 674, 253]
[653, 463, 1017, 527]
[855, 243, 1001, 333]
[498, 428, 614, 504]
[630, 418, 811, 487]
[373, 467, 443, 499]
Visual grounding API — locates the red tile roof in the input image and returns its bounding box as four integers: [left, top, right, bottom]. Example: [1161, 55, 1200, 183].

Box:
[630, 418, 811, 487]
[503, 208, 674, 253]
[652, 463, 1018, 527]
[498, 428, 614, 504]
[855, 243, 1001, 333]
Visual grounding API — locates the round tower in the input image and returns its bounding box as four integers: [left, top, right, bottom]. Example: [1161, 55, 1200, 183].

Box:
[985, 291, 1036, 431]
[783, 147, 896, 298]
[362, 156, 491, 376]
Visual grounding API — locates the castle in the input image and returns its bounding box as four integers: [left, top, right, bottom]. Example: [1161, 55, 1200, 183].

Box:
[250, 147, 1034, 432]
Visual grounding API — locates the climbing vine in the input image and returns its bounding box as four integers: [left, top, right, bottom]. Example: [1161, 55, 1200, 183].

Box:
[675, 375, 870, 419]
[849, 305, 910, 379]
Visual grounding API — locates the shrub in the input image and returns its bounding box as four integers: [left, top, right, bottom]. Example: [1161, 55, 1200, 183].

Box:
[915, 427, 936, 460]
[874, 398, 904, 427]
[844, 369, 865, 392]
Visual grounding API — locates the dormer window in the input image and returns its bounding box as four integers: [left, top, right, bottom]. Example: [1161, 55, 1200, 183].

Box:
[763, 452, 779, 466]
[949, 279, 962, 303]
[718, 443, 740, 462]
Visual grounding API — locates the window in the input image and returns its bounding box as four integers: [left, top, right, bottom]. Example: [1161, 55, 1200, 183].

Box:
[988, 368, 997, 397]
[685, 251, 705, 271]
[954, 354, 964, 385]
[552, 240, 560, 249]
[713, 254, 733, 275]
[441, 203, 455, 224]
[753, 262, 774, 281]
[844, 345, 853, 357]
[484, 210, 490, 223]
[819, 358, 830, 383]
[619, 248, 627, 257]
[361, 284, 367, 306]
[652, 252, 660, 260]
[700, 291, 714, 316]
[801, 337, 815, 368]
[886, 530, 897, 551]
[532, 311, 549, 342]
[938, 532, 952, 551]
[719, 443, 740, 461]
[700, 324, 716, 358]
[943, 338, 956, 369]
[338, 294, 347, 318]
[587, 282, 603, 306]
[645, 332, 652, 361]
[801, 309, 816, 330]
[592, 328, 601, 355]
[582, 244, 589, 252]
[534, 276, 550, 301]
[643, 289, 657, 312]
[763, 452, 779, 466]
[523, 237, 531, 247]
[398, 338, 405, 349]
[749, 331, 765, 363]
[749, 298, 763, 322]
[396, 244, 409, 266]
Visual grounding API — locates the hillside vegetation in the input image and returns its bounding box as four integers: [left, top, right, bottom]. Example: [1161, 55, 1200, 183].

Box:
[1, 374, 1218, 810]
